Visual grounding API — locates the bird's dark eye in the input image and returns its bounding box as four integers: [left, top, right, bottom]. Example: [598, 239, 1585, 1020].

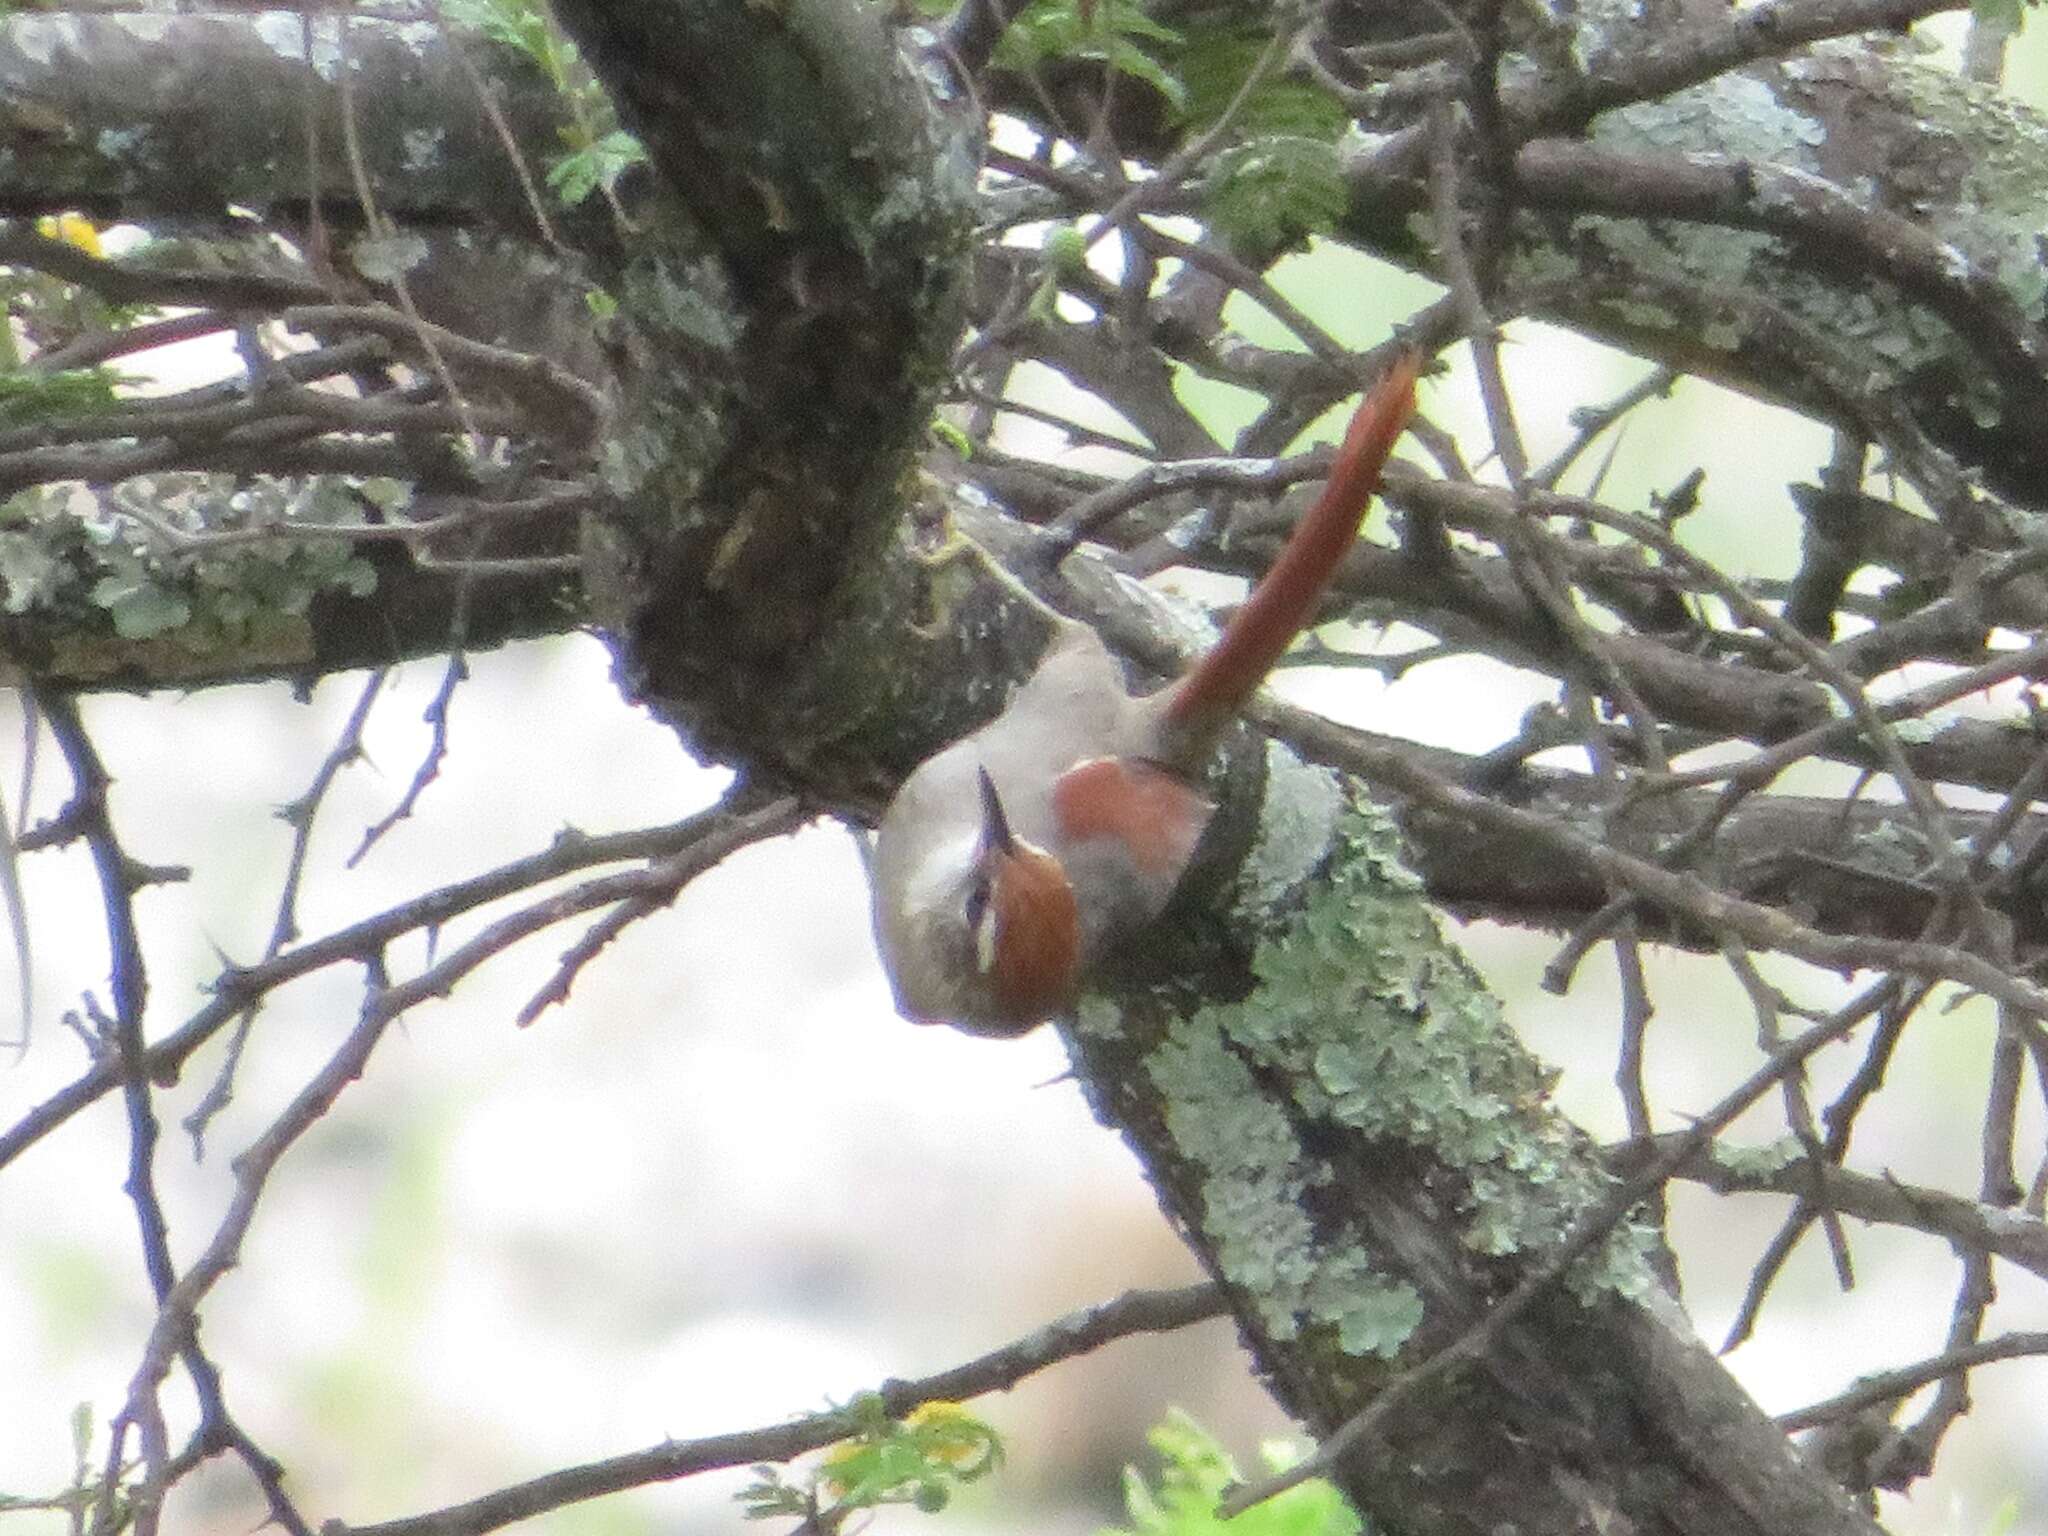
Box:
[966, 866, 1003, 975]
[964, 870, 993, 935]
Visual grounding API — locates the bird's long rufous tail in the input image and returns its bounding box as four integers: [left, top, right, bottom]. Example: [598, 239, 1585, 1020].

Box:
[1164, 349, 1420, 743]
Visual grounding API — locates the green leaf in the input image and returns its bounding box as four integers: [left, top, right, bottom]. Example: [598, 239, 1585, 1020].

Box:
[736, 1464, 811, 1520]
[1970, 0, 2024, 29]
[546, 129, 648, 207]
[441, 0, 562, 77]
[737, 1400, 1002, 1524]
[0, 368, 133, 426]
[1178, 36, 1346, 139]
[1104, 37, 1188, 110]
[994, 0, 1186, 109]
[1044, 221, 1091, 273]
[1100, 1412, 1364, 1536]
[929, 416, 973, 459]
[1203, 137, 1347, 254]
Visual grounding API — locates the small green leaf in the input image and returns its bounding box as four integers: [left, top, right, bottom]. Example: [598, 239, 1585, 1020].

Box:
[1204, 137, 1347, 254]
[1103, 1412, 1363, 1536]
[739, 1400, 1002, 1524]
[1178, 36, 1346, 139]
[929, 417, 973, 459]
[0, 368, 134, 426]
[547, 130, 648, 207]
[994, 0, 1186, 109]
[1044, 221, 1090, 272]
[1104, 37, 1188, 110]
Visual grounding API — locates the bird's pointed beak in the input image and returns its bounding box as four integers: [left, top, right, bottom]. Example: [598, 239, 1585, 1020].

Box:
[976, 766, 1017, 857]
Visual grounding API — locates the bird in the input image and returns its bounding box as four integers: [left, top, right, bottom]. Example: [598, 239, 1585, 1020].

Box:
[871, 351, 1420, 1036]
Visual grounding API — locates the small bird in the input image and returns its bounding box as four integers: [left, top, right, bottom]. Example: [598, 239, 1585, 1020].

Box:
[872, 352, 1420, 1035]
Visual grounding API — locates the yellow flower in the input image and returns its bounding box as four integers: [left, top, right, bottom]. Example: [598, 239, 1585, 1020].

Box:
[35, 213, 101, 258]
[905, 1401, 997, 1472]
[817, 1436, 865, 1498]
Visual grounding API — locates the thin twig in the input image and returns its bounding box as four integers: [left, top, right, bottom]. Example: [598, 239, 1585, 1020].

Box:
[339, 1282, 1226, 1536]
[1, 809, 787, 1173]
[183, 671, 389, 1157]
[1779, 1331, 2048, 1434]
[351, 654, 469, 866]
[107, 796, 808, 1513]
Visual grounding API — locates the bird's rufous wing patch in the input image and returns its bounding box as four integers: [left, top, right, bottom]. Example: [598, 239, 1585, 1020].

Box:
[1051, 757, 1213, 885]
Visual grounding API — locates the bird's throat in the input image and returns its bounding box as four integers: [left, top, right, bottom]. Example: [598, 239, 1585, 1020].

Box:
[985, 845, 1081, 1025]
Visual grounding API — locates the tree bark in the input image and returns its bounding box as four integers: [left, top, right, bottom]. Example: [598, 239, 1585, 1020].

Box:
[9, 1, 2039, 1529]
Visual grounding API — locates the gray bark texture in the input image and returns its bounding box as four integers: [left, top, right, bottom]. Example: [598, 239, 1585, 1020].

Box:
[4, 0, 2043, 1531]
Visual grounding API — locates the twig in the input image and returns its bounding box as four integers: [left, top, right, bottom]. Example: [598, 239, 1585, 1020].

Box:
[1262, 698, 2048, 1021]
[335, 16, 490, 460]
[1779, 1331, 2048, 1434]
[41, 695, 173, 1535]
[517, 794, 807, 1024]
[1612, 915, 1655, 1142]
[336, 1281, 1226, 1536]
[1531, 366, 1677, 491]
[183, 671, 389, 1157]
[435, 0, 568, 257]
[30, 310, 240, 375]
[1078, 25, 1296, 260]
[1616, 1130, 2048, 1281]
[1726, 938, 1854, 1288]
[351, 655, 468, 866]
[1047, 444, 1349, 556]
[106, 795, 808, 1520]
[282, 304, 606, 441]
[0, 690, 33, 1057]
[1868, 1247, 1994, 1489]
[1, 809, 786, 1174]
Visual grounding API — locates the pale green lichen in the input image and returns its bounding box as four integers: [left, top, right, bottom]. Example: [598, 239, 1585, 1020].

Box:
[1327, 1273, 1425, 1359]
[1075, 993, 1125, 1042]
[1803, 41, 2048, 360]
[1599, 74, 1824, 165]
[1522, 0, 1644, 77]
[0, 477, 380, 669]
[1581, 220, 1778, 304]
[1148, 1011, 1328, 1342]
[1237, 742, 1349, 914]
[254, 12, 340, 74]
[1714, 1137, 1803, 1179]
[1145, 797, 1657, 1357]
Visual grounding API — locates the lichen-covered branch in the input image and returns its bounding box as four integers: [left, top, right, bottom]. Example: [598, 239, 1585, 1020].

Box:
[9, 0, 2048, 1530]
[1066, 796, 1880, 1536]
[541, 0, 978, 770]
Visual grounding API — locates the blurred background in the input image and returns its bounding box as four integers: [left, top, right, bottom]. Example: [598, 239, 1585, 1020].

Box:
[6, 13, 2048, 1533]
